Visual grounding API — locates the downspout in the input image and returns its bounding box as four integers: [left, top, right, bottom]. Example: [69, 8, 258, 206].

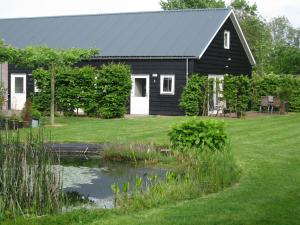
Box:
[186, 58, 189, 83]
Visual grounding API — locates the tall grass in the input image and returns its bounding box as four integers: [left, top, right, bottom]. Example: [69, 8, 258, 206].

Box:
[101, 143, 172, 164]
[111, 146, 240, 212]
[0, 129, 64, 219]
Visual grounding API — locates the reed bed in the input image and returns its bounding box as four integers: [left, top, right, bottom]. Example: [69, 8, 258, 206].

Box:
[0, 129, 64, 219]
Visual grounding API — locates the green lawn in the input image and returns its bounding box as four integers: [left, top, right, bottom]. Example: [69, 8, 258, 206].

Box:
[10, 114, 300, 224]
[41, 116, 188, 144]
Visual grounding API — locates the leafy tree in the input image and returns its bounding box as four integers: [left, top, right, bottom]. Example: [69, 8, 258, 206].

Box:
[229, 0, 272, 75]
[13, 46, 98, 125]
[269, 16, 299, 47]
[0, 39, 15, 63]
[160, 0, 225, 10]
[267, 43, 300, 75]
[230, 0, 257, 20]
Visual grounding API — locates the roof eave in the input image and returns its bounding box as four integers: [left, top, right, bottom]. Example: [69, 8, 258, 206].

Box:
[91, 55, 197, 60]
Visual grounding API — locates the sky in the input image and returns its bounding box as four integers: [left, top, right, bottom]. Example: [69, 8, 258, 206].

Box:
[0, 0, 299, 28]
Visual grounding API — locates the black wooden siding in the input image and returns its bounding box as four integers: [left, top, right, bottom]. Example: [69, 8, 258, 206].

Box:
[194, 18, 252, 76]
[81, 59, 193, 115]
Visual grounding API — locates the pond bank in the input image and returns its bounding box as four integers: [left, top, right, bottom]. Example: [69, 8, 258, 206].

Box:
[45, 143, 103, 156]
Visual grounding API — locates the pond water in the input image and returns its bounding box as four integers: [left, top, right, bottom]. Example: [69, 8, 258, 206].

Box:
[61, 158, 167, 208]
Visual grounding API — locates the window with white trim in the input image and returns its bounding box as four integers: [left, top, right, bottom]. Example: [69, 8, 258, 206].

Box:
[224, 30, 230, 49]
[160, 75, 175, 95]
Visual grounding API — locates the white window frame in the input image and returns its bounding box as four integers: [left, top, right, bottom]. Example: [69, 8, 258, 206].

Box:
[160, 74, 175, 95]
[224, 30, 230, 49]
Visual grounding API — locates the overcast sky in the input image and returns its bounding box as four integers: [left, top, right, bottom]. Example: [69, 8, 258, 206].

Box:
[0, 0, 299, 28]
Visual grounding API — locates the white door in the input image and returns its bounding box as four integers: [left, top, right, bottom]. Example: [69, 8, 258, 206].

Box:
[208, 75, 224, 115]
[130, 75, 149, 115]
[11, 74, 27, 110]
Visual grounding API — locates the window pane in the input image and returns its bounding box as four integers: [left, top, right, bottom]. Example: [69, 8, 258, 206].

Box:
[15, 77, 24, 93]
[163, 77, 172, 92]
[134, 78, 146, 97]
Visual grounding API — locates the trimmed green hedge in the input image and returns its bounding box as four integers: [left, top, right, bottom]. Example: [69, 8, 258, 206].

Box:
[32, 63, 132, 118]
[179, 75, 210, 116]
[180, 74, 300, 116]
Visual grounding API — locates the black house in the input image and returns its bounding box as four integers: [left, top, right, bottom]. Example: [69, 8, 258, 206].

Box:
[0, 8, 255, 115]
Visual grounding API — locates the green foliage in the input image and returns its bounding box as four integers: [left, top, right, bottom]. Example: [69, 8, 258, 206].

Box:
[56, 66, 97, 114]
[267, 43, 300, 74]
[32, 108, 42, 120]
[102, 143, 171, 164]
[169, 118, 228, 152]
[87, 63, 132, 118]
[269, 16, 299, 47]
[33, 63, 131, 119]
[160, 0, 225, 10]
[250, 74, 300, 112]
[179, 75, 210, 116]
[13, 45, 99, 125]
[0, 130, 64, 219]
[223, 75, 251, 117]
[0, 39, 16, 63]
[13, 46, 99, 69]
[112, 148, 239, 212]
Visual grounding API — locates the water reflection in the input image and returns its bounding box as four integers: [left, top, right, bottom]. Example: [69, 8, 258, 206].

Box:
[61, 158, 166, 208]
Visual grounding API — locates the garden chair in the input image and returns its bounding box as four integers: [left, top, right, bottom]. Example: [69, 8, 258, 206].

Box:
[270, 97, 281, 113]
[259, 96, 269, 112]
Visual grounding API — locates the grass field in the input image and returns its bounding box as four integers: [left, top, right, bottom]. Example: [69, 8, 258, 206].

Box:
[8, 114, 300, 225]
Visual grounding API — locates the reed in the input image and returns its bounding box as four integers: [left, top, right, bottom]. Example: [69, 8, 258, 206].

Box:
[111, 146, 240, 212]
[0, 129, 64, 219]
[101, 143, 172, 164]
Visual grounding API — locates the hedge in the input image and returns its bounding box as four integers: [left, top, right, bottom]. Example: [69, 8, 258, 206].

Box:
[32, 63, 132, 118]
[180, 74, 300, 116]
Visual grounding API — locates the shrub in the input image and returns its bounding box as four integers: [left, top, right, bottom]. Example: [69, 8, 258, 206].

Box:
[223, 75, 251, 117]
[179, 75, 209, 116]
[169, 118, 228, 152]
[32, 108, 42, 119]
[87, 63, 132, 118]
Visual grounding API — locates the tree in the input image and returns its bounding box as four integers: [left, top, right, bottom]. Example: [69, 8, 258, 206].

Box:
[0, 39, 15, 63]
[160, 0, 225, 10]
[229, 0, 272, 75]
[267, 43, 300, 75]
[14, 46, 99, 125]
[269, 16, 299, 47]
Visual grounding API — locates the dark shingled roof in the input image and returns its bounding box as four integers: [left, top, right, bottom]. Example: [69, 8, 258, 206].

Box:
[0, 9, 233, 58]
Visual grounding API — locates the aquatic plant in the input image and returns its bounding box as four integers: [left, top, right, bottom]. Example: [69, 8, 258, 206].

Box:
[0, 129, 64, 219]
[102, 143, 172, 164]
[111, 146, 240, 212]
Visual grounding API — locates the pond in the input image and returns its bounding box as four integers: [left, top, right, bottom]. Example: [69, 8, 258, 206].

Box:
[61, 158, 167, 208]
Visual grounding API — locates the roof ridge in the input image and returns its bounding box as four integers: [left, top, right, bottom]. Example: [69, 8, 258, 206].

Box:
[0, 8, 231, 21]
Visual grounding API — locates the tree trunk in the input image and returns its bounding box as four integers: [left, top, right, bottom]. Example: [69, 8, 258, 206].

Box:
[50, 65, 55, 125]
[280, 101, 286, 115]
